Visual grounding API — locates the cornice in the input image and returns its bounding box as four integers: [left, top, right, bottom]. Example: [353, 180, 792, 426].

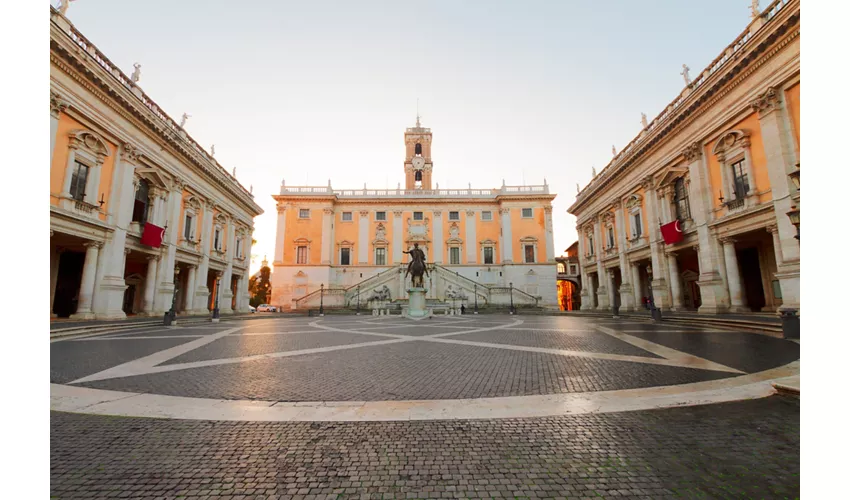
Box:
[569, 3, 799, 214]
[50, 23, 262, 218]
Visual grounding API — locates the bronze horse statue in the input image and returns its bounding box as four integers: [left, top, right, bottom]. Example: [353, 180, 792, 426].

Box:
[403, 243, 429, 288]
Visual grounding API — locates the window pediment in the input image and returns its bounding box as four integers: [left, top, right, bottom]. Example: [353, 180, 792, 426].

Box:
[69, 129, 110, 158]
[712, 129, 751, 156]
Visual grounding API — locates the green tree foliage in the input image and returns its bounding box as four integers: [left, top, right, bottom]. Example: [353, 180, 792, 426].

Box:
[249, 265, 272, 307]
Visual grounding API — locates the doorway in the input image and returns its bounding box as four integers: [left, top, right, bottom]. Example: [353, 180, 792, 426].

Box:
[122, 284, 137, 315]
[52, 251, 84, 318]
[739, 247, 766, 312]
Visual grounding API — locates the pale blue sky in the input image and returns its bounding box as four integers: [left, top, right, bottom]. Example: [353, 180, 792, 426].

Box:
[54, 0, 754, 272]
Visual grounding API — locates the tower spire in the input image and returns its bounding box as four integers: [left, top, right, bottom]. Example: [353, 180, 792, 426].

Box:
[416, 98, 421, 127]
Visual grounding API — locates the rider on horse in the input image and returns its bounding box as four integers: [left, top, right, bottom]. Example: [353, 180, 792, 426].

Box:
[403, 243, 429, 287]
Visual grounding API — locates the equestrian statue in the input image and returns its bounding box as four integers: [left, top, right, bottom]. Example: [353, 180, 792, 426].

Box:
[403, 243, 429, 288]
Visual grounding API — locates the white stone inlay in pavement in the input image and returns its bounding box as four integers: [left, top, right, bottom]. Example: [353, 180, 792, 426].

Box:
[50, 361, 798, 422]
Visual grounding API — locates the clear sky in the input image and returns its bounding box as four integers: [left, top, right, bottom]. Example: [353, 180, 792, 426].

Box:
[54, 0, 755, 273]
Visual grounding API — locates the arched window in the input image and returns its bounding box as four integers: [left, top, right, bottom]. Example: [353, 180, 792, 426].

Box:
[674, 177, 690, 220]
[132, 179, 150, 224]
[414, 143, 422, 155]
[415, 170, 422, 181]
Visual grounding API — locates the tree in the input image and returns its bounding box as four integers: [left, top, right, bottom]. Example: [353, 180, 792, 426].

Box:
[249, 264, 272, 307]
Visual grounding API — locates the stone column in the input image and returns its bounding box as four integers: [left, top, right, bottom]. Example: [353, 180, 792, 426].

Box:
[50, 244, 62, 317]
[392, 210, 404, 264]
[631, 262, 642, 309]
[50, 92, 68, 165]
[667, 252, 684, 310]
[586, 272, 597, 309]
[613, 201, 634, 311]
[607, 269, 617, 311]
[592, 215, 609, 310]
[499, 208, 512, 263]
[680, 143, 729, 314]
[70, 242, 102, 319]
[220, 221, 236, 314]
[153, 180, 183, 314]
[59, 137, 79, 198]
[721, 238, 747, 312]
[357, 210, 369, 264]
[544, 206, 555, 263]
[751, 87, 800, 310]
[273, 204, 287, 265]
[321, 208, 334, 265]
[185, 264, 197, 312]
[432, 211, 443, 264]
[141, 256, 159, 315]
[641, 176, 670, 310]
[578, 229, 592, 310]
[238, 231, 254, 311]
[193, 199, 214, 313]
[465, 210, 476, 263]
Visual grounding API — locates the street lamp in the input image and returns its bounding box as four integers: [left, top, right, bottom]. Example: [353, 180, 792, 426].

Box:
[319, 283, 324, 316]
[212, 271, 221, 322]
[509, 281, 515, 315]
[788, 163, 800, 191]
[164, 265, 180, 326]
[356, 284, 361, 315]
[474, 283, 479, 314]
[787, 206, 800, 240]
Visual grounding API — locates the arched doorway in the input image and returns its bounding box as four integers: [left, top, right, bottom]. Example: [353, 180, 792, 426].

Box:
[557, 279, 580, 311]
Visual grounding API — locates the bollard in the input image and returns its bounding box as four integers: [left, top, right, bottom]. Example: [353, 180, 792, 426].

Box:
[780, 309, 800, 339]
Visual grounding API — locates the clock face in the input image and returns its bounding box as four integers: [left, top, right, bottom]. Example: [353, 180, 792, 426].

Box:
[412, 157, 425, 169]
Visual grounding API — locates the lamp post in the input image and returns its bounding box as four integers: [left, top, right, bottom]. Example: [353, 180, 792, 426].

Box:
[474, 283, 479, 314]
[509, 281, 515, 315]
[211, 271, 221, 322]
[164, 265, 180, 326]
[645, 265, 661, 322]
[787, 163, 800, 240]
[319, 283, 324, 316]
[356, 284, 361, 315]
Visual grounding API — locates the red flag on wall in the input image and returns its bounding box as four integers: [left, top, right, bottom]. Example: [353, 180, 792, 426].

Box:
[660, 220, 684, 245]
[140, 222, 166, 248]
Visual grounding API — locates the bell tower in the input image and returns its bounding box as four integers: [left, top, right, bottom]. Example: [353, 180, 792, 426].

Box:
[404, 114, 433, 190]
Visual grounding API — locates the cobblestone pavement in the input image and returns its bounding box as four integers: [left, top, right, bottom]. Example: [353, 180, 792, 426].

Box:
[50, 316, 799, 402]
[51, 396, 800, 499]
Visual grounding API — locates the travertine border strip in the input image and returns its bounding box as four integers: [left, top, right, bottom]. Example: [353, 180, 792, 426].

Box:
[51, 361, 798, 422]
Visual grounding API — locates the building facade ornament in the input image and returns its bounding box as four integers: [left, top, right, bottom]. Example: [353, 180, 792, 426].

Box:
[750, 86, 779, 115]
[121, 142, 142, 164]
[393, 210, 404, 218]
[359, 210, 369, 217]
[50, 91, 70, 118]
[323, 208, 334, 215]
[682, 142, 703, 163]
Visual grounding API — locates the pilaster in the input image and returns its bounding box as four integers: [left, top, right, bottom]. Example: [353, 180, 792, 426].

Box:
[465, 210, 476, 264]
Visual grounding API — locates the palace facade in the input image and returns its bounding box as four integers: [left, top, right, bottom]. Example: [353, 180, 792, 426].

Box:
[568, 0, 800, 315]
[270, 119, 558, 310]
[50, 7, 263, 319]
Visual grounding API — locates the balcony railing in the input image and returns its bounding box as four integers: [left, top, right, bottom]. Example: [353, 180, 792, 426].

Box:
[724, 198, 745, 212]
[575, 0, 793, 201]
[279, 184, 550, 198]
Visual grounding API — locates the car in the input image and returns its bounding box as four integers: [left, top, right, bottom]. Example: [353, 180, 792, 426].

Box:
[248, 305, 256, 313]
[256, 304, 278, 312]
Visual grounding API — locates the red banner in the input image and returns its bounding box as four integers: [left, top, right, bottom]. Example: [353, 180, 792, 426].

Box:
[660, 220, 684, 245]
[140, 222, 166, 248]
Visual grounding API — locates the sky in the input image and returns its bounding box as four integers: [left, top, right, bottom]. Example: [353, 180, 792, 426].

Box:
[53, 0, 756, 274]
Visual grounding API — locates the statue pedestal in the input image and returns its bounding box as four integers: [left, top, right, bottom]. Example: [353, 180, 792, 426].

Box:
[404, 288, 431, 320]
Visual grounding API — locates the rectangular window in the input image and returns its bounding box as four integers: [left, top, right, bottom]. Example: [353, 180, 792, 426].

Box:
[183, 215, 193, 240]
[450, 247, 461, 265]
[524, 245, 535, 263]
[588, 236, 594, 255]
[296, 246, 307, 264]
[449, 211, 460, 221]
[340, 247, 350, 265]
[214, 229, 221, 251]
[375, 248, 386, 265]
[632, 213, 642, 238]
[481, 211, 492, 221]
[375, 211, 386, 221]
[521, 208, 533, 218]
[569, 264, 577, 275]
[413, 211, 423, 221]
[674, 178, 691, 220]
[299, 208, 310, 219]
[483, 246, 494, 264]
[731, 160, 750, 199]
[236, 239, 242, 258]
[69, 162, 89, 202]
[341, 211, 352, 222]
[607, 227, 615, 248]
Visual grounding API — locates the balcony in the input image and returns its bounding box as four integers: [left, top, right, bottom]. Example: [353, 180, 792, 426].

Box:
[278, 184, 550, 199]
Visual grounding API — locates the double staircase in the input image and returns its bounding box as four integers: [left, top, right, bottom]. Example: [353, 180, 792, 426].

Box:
[293, 263, 542, 311]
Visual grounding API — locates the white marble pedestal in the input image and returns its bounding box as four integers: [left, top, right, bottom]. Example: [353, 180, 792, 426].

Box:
[404, 288, 431, 320]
